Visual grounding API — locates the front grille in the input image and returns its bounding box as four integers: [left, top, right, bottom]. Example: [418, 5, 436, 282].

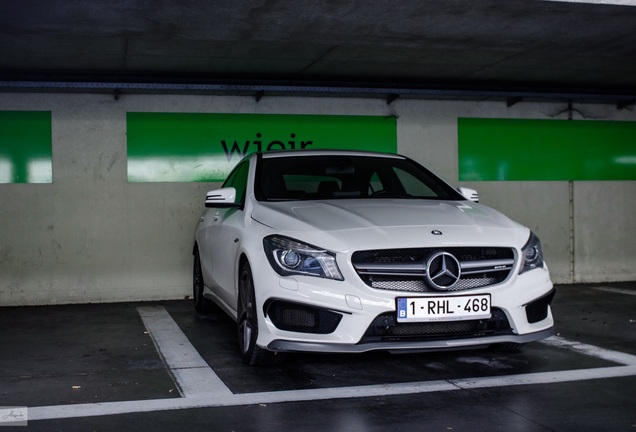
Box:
[352, 247, 515, 293]
[360, 308, 512, 343]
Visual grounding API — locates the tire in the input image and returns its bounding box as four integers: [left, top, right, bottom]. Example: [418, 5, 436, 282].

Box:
[237, 262, 286, 366]
[193, 249, 213, 313]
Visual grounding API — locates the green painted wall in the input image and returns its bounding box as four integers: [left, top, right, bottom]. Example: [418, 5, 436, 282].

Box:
[127, 113, 397, 182]
[0, 111, 52, 183]
[458, 118, 636, 181]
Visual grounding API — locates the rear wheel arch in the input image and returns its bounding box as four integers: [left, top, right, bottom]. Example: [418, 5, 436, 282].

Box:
[193, 246, 213, 313]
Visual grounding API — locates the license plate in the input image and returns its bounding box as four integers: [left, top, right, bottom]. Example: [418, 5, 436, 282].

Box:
[396, 294, 491, 323]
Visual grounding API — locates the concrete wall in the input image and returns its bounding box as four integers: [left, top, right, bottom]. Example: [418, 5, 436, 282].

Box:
[0, 93, 634, 306]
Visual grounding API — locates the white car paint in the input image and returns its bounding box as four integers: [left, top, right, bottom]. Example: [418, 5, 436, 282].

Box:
[252, 200, 528, 250]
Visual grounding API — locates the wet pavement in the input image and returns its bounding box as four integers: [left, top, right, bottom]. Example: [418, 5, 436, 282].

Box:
[1, 283, 635, 431]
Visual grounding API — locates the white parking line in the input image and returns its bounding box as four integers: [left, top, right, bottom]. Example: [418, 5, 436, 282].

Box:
[593, 287, 636, 296]
[541, 336, 636, 365]
[137, 306, 232, 397]
[25, 307, 636, 422]
[26, 364, 636, 421]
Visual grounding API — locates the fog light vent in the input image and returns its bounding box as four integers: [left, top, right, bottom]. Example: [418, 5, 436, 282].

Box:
[525, 289, 556, 324]
[265, 300, 342, 334]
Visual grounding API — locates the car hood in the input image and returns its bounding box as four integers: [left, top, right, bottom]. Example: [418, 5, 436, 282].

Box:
[251, 199, 529, 252]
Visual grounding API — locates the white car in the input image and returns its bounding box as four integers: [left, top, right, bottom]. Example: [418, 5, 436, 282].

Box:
[193, 150, 555, 365]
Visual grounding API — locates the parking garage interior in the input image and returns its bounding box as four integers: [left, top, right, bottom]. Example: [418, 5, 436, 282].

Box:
[1, 1, 635, 430]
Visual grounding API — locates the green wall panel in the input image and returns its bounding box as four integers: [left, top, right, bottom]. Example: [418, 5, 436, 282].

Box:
[458, 118, 636, 181]
[127, 113, 397, 182]
[0, 111, 52, 183]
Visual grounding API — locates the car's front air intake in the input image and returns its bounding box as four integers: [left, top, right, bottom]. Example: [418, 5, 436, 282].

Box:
[265, 300, 342, 334]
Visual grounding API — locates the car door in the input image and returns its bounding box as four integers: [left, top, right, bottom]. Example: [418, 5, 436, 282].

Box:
[199, 160, 249, 309]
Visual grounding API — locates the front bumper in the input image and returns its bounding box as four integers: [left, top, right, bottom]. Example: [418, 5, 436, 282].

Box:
[267, 327, 555, 354]
[251, 248, 555, 353]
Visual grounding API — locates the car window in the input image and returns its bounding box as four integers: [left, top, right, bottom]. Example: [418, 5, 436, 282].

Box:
[257, 155, 462, 202]
[394, 167, 437, 198]
[223, 160, 249, 204]
[368, 172, 383, 195]
[284, 175, 342, 196]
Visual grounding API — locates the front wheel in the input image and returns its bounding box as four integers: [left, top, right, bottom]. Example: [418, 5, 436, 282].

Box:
[237, 262, 286, 366]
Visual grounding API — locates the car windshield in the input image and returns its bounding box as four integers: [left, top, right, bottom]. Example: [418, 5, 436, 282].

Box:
[256, 154, 463, 202]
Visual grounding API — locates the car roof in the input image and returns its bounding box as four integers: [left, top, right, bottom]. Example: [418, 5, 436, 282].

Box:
[259, 149, 405, 159]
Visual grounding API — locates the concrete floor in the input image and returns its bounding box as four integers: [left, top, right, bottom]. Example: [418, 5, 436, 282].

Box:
[1, 283, 635, 431]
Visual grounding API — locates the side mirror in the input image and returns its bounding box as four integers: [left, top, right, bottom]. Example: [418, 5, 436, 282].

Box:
[204, 187, 241, 208]
[458, 187, 479, 203]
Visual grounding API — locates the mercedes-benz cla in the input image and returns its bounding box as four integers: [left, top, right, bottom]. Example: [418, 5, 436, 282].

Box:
[193, 150, 555, 365]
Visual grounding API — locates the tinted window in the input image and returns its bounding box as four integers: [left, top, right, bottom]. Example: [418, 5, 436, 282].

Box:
[256, 155, 462, 201]
[394, 167, 437, 198]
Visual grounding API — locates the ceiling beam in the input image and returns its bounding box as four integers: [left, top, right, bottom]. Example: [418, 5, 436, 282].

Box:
[0, 80, 634, 106]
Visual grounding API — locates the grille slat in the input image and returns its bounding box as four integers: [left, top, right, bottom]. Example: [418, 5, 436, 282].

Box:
[352, 247, 515, 293]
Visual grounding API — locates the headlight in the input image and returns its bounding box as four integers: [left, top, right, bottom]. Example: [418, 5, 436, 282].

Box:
[519, 231, 545, 274]
[263, 235, 343, 280]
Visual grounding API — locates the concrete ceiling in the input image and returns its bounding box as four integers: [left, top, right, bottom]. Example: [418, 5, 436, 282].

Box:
[1, 0, 636, 103]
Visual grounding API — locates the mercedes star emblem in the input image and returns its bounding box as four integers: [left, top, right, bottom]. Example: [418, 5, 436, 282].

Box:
[425, 251, 461, 290]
